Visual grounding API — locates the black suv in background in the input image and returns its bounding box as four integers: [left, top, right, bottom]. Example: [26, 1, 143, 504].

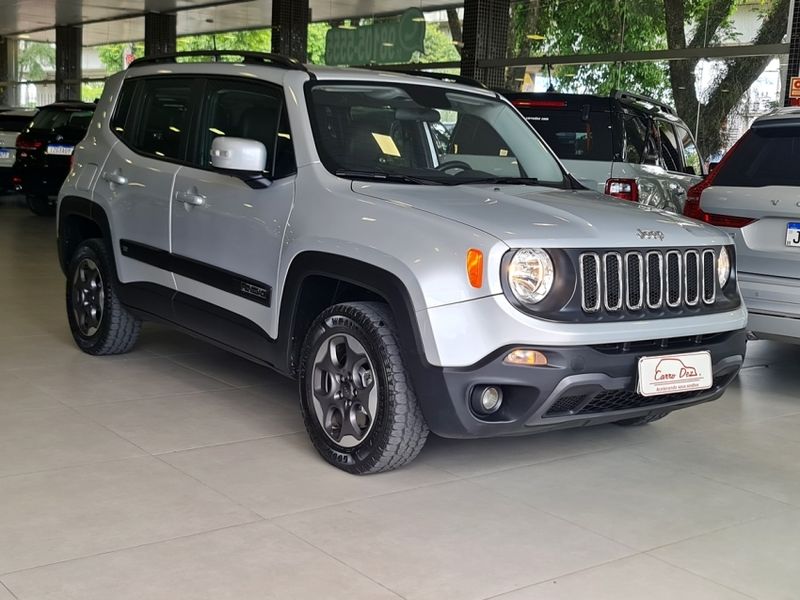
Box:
[0, 108, 36, 192]
[14, 101, 95, 215]
[504, 90, 703, 213]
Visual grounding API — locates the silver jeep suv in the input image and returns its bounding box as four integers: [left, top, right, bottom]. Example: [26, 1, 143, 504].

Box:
[58, 51, 747, 474]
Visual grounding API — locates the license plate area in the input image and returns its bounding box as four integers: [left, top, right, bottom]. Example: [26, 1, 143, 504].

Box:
[46, 144, 74, 156]
[637, 351, 713, 397]
[786, 223, 800, 247]
[0, 149, 10, 159]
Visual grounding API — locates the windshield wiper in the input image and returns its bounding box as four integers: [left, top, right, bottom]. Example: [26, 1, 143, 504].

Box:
[335, 169, 444, 185]
[454, 176, 541, 186]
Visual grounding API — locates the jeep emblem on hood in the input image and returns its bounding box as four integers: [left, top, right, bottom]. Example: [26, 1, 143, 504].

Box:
[637, 229, 665, 241]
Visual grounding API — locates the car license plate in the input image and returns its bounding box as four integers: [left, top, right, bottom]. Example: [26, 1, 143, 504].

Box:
[46, 144, 74, 156]
[0, 150, 9, 159]
[637, 351, 713, 397]
[786, 222, 800, 247]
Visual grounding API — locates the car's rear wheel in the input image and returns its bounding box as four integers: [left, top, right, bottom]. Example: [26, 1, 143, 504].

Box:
[299, 301, 429, 474]
[66, 239, 141, 355]
[26, 194, 54, 216]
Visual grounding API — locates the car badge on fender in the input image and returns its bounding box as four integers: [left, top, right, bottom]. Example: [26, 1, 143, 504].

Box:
[636, 229, 665, 241]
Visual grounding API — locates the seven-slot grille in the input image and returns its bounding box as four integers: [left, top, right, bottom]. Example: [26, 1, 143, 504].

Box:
[580, 249, 717, 313]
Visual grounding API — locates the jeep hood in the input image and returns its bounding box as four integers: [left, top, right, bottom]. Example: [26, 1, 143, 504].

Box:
[351, 182, 731, 248]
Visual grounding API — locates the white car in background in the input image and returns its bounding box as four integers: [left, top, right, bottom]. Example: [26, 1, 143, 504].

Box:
[684, 107, 800, 342]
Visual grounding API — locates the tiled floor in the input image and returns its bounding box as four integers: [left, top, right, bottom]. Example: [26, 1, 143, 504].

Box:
[1, 195, 799, 599]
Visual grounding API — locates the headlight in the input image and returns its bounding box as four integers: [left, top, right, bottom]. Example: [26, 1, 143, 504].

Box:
[507, 248, 554, 304]
[717, 246, 731, 287]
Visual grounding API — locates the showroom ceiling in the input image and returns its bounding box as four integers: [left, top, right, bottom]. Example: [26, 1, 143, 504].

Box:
[0, 0, 458, 46]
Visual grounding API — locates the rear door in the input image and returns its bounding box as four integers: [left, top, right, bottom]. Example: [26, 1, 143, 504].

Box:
[699, 122, 800, 279]
[511, 100, 613, 192]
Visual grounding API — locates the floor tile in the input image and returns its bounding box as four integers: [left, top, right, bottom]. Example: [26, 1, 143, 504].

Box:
[473, 448, 788, 550]
[0, 372, 63, 414]
[0, 457, 257, 573]
[0, 407, 144, 478]
[652, 510, 800, 600]
[162, 433, 456, 518]
[168, 350, 286, 388]
[79, 387, 304, 454]
[1, 521, 400, 600]
[493, 554, 751, 599]
[16, 356, 233, 407]
[277, 480, 632, 600]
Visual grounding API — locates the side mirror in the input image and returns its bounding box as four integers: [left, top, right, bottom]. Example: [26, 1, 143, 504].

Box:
[210, 137, 267, 173]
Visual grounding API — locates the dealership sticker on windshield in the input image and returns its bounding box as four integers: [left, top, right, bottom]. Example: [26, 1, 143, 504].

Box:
[46, 145, 74, 156]
[637, 351, 713, 397]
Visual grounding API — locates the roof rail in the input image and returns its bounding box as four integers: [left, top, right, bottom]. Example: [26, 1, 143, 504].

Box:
[612, 90, 675, 115]
[128, 51, 307, 72]
[372, 68, 487, 89]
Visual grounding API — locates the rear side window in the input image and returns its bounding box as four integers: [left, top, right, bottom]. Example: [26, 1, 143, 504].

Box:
[518, 109, 613, 161]
[110, 81, 137, 141]
[657, 120, 681, 172]
[714, 127, 800, 187]
[133, 79, 193, 160]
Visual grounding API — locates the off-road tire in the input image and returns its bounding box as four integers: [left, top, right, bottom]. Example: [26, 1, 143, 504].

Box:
[299, 301, 429, 474]
[66, 239, 141, 355]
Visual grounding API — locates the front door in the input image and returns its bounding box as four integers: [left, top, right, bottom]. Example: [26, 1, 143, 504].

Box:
[170, 77, 296, 338]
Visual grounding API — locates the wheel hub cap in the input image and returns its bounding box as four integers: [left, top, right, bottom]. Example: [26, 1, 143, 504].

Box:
[71, 258, 105, 337]
[311, 333, 378, 448]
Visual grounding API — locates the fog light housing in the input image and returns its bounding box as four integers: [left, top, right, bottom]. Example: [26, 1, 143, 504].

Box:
[471, 385, 503, 415]
[504, 349, 548, 366]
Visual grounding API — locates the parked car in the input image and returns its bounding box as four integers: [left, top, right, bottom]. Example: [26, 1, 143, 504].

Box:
[14, 101, 95, 215]
[684, 107, 800, 343]
[58, 52, 746, 474]
[0, 108, 36, 191]
[504, 90, 703, 213]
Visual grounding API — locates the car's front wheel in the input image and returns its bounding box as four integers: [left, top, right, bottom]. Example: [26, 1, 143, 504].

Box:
[299, 302, 429, 474]
[66, 239, 141, 355]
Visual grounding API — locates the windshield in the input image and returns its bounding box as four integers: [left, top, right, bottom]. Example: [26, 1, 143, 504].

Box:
[306, 82, 568, 187]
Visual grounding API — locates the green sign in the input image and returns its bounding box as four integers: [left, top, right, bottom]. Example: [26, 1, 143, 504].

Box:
[325, 8, 426, 66]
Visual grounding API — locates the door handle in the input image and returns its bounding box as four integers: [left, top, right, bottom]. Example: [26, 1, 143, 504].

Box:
[175, 190, 206, 206]
[102, 170, 128, 186]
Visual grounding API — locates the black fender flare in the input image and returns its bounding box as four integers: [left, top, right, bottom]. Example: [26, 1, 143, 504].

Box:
[58, 196, 113, 275]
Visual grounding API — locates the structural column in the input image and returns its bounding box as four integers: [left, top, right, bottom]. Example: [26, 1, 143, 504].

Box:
[55, 25, 81, 101]
[272, 0, 309, 62]
[144, 12, 177, 58]
[0, 37, 14, 106]
[461, 0, 510, 88]
[785, 0, 800, 105]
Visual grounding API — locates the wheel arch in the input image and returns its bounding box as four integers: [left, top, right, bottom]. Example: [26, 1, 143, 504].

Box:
[58, 196, 113, 276]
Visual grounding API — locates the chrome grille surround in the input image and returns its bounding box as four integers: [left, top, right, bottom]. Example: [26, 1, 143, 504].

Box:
[580, 248, 720, 314]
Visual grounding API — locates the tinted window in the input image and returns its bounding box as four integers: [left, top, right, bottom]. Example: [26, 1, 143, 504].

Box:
[110, 81, 137, 142]
[134, 79, 193, 160]
[623, 114, 648, 163]
[675, 124, 702, 175]
[714, 127, 800, 187]
[0, 115, 34, 132]
[657, 120, 681, 171]
[518, 110, 613, 161]
[199, 79, 295, 177]
[30, 107, 94, 132]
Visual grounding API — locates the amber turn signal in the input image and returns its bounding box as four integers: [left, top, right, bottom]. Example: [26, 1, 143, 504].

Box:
[466, 248, 484, 288]
[504, 349, 548, 366]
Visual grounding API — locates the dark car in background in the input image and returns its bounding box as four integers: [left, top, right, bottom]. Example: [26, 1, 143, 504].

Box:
[13, 101, 95, 215]
[504, 90, 703, 213]
[0, 108, 37, 191]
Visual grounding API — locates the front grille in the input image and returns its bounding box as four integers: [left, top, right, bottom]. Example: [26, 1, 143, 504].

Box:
[580, 249, 718, 315]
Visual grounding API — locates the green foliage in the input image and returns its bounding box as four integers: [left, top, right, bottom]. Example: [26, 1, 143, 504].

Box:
[97, 42, 144, 74]
[412, 24, 461, 64]
[17, 41, 55, 81]
[81, 82, 104, 103]
[308, 23, 330, 64]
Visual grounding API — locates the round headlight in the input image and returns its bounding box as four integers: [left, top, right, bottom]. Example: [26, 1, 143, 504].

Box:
[507, 248, 554, 304]
[717, 246, 731, 288]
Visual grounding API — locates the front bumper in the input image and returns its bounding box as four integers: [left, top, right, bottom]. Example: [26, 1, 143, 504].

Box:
[415, 329, 746, 438]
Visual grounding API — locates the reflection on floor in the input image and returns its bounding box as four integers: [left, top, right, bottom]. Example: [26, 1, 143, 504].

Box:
[0, 195, 797, 600]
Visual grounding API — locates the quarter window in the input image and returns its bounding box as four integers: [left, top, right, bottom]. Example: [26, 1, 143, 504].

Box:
[676, 125, 702, 175]
[657, 120, 682, 172]
[110, 81, 137, 142]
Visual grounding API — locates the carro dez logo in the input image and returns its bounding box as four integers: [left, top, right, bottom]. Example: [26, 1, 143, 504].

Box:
[652, 358, 699, 384]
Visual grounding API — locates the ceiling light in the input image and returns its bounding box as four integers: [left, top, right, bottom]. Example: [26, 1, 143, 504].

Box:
[382, 42, 394, 47]
[18, 33, 30, 39]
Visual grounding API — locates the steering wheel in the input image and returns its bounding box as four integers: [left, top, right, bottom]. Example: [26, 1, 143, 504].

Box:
[436, 160, 472, 174]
